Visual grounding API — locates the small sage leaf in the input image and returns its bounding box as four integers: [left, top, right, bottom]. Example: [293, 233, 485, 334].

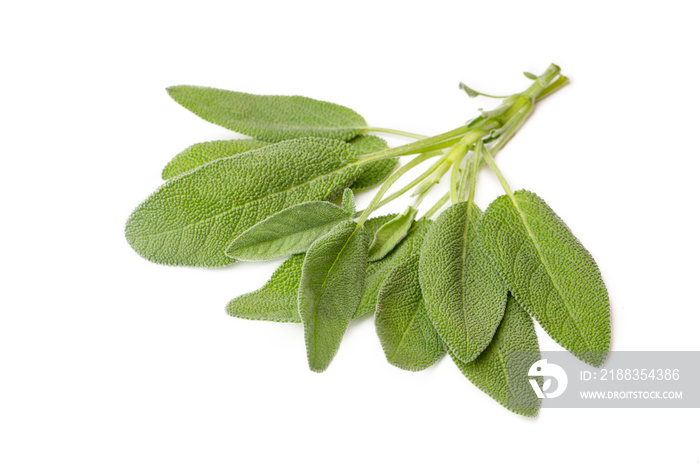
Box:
[368, 206, 418, 262]
[161, 138, 270, 180]
[226, 255, 304, 323]
[419, 201, 507, 364]
[459, 82, 480, 98]
[376, 252, 445, 371]
[356, 218, 432, 318]
[341, 189, 355, 216]
[167, 86, 367, 142]
[125, 138, 361, 267]
[523, 71, 538, 80]
[225, 200, 351, 261]
[298, 220, 371, 372]
[478, 190, 611, 367]
[452, 294, 542, 417]
[346, 135, 398, 190]
[227, 216, 394, 324]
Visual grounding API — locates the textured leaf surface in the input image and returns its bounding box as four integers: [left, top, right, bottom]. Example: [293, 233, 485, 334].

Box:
[298, 221, 370, 372]
[452, 294, 542, 417]
[162, 138, 269, 180]
[368, 206, 417, 261]
[419, 202, 507, 364]
[346, 135, 397, 190]
[167, 86, 367, 142]
[341, 189, 355, 215]
[376, 253, 445, 371]
[225, 200, 351, 261]
[125, 138, 361, 267]
[226, 255, 304, 323]
[479, 190, 610, 367]
[226, 216, 394, 324]
[356, 219, 431, 318]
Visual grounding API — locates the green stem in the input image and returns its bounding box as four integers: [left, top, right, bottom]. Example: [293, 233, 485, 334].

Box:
[488, 104, 533, 155]
[353, 125, 472, 165]
[411, 157, 452, 197]
[418, 192, 450, 221]
[355, 151, 438, 228]
[370, 150, 446, 210]
[481, 146, 514, 198]
[360, 127, 427, 139]
[450, 151, 468, 204]
[536, 75, 569, 102]
[457, 158, 472, 201]
[466, 141, 482, 205]
[412, 183, 432, 209]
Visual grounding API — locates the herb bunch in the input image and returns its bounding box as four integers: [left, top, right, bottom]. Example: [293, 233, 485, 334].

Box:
[125, 64, 610, 417]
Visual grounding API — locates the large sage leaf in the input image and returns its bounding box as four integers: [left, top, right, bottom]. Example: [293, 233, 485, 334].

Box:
[167, 86, 367, 142]
[125, 138, 361, 267]
[478, 190, 610, 367]
[161, 138, 270, 180]
[452, 294, 541, 417]
[226, 216, 395, 324]
[346, 135, 397, 190]
[419, 202, 507, 364]
[298, 220, 370, 372]
[162, 135, 393, 192]
[226, 254, 305, 323]
[356, 218, 431, 318]
[376, 246, 445, 371]
[225, 200, 351, 261]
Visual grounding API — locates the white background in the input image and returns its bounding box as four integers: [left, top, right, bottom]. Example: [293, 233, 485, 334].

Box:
[1, 1, 699, 464]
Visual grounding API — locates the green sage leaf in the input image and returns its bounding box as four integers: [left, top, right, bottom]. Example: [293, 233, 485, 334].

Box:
[376, 252, 445, 371]
[161, 138, 270, 180]
[478, 190, 611, 367]
[226, 254, 305, 323]
[419, 202, 507, 364]
[226, 216, 394, 323]
[225, 200, 351, 261]
[162, 135, 394, 191]
[167, 86, 367, 142]
[346, 135, 398, 190]
[125, 138, 361, 267]
[298, 220, 371, 372]
[356, 218, 431, 318]
[341, 189, 355, 215]
[368, 206, 418, 262]
[452, 294, 542, 417]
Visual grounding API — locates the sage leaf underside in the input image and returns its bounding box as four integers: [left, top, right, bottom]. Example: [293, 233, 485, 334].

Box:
[376, 243, 445, 371]
[167, 85, 368, 142]
[298, 220, 371, 372]
[368, 206, 418, 262]
[125, 138, 361, 267]
[478, 190, 610, 367]
[225, 200, 351, 261]
[419, 202, 507, 364]
[356, 218, 432, 318]
[161, 138, 270, 180]
[226, 216, 395, 323]
[452, 294, 542, 417]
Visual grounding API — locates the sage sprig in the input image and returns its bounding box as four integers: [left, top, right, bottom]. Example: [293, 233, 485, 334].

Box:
[126, 64, 611, 417]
